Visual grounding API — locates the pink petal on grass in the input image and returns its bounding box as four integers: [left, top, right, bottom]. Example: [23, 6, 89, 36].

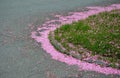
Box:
[31, 4, 120, 75]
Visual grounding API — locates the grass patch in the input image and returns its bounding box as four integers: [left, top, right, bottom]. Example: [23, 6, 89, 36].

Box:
[49, 9, 120, 68]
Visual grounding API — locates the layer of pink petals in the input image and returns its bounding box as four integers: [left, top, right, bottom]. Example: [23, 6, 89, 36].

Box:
[31, 4, 120, 75]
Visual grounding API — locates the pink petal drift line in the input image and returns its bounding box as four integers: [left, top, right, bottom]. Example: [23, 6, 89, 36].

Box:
[31, 4, 120, 75]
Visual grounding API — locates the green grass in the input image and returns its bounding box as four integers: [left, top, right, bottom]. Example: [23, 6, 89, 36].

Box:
[49, 9, 120, 68]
